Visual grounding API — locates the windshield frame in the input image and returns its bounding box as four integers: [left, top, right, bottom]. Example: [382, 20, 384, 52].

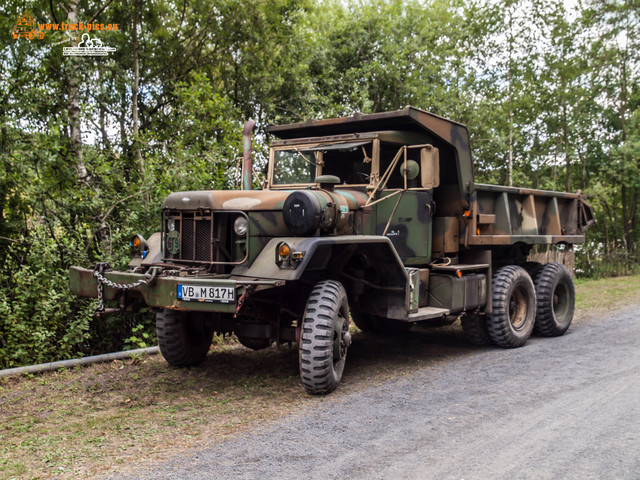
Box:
[269, 143, 323, 188]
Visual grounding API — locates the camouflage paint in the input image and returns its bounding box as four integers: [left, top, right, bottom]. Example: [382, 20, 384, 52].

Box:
[469, 183, 594, 246]
[375, 190, 433, 265]
[163, 189, 291, 211]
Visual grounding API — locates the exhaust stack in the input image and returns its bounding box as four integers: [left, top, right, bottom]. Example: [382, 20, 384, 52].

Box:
[242, 119, 256, 190]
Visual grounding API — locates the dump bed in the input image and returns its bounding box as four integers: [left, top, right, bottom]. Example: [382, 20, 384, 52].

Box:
[466, 184, 595, 247]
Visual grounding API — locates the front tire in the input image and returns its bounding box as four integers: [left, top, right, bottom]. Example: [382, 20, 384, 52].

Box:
[299, 280, 352, 394]
[534, 262, 575, 336]
[488, 266, 536, 348]
[156, 310, 214, 367]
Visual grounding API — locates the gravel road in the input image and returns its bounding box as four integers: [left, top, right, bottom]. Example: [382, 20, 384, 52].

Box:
[124, 307, 640, 480]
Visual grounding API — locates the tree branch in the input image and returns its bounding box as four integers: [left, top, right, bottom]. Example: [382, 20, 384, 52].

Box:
[49, 0, 59, 23]
[88, 0, 114, 25]
[0, 236, 24, 244]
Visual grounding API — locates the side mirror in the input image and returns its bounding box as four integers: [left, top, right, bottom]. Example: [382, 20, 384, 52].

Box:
[420, 146, 440, 189]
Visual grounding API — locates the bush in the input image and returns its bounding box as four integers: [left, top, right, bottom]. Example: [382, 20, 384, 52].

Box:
[0, 227, 94, 368]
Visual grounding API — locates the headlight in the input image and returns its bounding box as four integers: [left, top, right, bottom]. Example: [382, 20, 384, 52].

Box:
[234, 216, 248, 236]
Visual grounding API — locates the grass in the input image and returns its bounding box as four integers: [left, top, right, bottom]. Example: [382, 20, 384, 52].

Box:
[1, 274, 640, 479]
[575, 275, 640, 312]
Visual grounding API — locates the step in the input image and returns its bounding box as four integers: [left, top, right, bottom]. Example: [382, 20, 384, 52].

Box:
[402, 306, 450, 323]
[431, 263, 489, 272]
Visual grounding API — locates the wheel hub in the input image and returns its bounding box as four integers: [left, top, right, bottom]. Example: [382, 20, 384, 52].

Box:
[508, 286, 528, 330]
[333, 316, 350, 360]
[552, 282, 570, 320]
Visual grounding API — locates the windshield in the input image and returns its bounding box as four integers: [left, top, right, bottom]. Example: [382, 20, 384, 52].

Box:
[272, 141, 373, 186]
[272, 150, 317, 184]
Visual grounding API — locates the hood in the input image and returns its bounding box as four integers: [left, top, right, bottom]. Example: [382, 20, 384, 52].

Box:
[163, 188, 371, 212]
[163, 190, 292, 211]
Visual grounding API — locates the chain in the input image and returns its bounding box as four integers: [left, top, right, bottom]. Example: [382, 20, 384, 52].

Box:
[93, 263, 156, 313]
[94, 270, 152, 290]
[96, 272, 104, 313]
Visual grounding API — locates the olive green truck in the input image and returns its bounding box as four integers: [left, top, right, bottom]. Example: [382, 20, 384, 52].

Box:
[70, 107, 595, 394]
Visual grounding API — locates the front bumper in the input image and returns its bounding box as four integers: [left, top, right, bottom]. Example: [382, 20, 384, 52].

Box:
[69, 266, 284, 313]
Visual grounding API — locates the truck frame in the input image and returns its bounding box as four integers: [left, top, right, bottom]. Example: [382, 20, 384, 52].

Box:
[70, 107, 595, 394]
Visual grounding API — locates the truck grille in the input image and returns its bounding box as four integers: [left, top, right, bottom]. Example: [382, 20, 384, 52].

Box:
[162, 210, 247, 266]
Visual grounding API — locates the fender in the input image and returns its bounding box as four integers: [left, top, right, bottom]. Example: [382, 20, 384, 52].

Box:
[232, 235, 408, 286]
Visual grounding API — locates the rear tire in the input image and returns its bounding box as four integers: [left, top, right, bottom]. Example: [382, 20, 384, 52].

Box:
[461, 313, 493, 346]
[534, 262, 575, 336]
[488, 266, 536, 348]
[156, 310, 214, 367]
[299, 280, 351, 394]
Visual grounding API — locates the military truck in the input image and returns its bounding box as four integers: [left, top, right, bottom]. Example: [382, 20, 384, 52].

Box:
[70, 107, 595, 394]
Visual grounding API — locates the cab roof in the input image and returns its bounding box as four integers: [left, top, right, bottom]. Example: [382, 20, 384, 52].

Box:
[267, 106, 469, 146]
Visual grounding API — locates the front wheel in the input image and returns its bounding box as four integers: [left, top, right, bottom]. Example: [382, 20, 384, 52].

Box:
[299, 280, 352, 394]
[156, 310, 214, 367]
[487, 266, 536, 348]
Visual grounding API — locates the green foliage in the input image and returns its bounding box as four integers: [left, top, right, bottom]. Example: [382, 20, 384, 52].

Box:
[124, 322, 153, 350]
[0, 226, 94, 368]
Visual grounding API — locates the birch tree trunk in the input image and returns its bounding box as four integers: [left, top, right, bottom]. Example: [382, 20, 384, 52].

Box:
[67, 0, 90, 184]
[132, 0, 144, 177]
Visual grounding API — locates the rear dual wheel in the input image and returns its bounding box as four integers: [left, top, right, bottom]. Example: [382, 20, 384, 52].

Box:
[484, 262, 575, 348]
[488, 265, 537, 348]
[534, 262, 575, 336]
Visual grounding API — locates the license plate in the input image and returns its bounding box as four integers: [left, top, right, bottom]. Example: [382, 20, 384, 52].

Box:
[177, 285, 235, 303]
